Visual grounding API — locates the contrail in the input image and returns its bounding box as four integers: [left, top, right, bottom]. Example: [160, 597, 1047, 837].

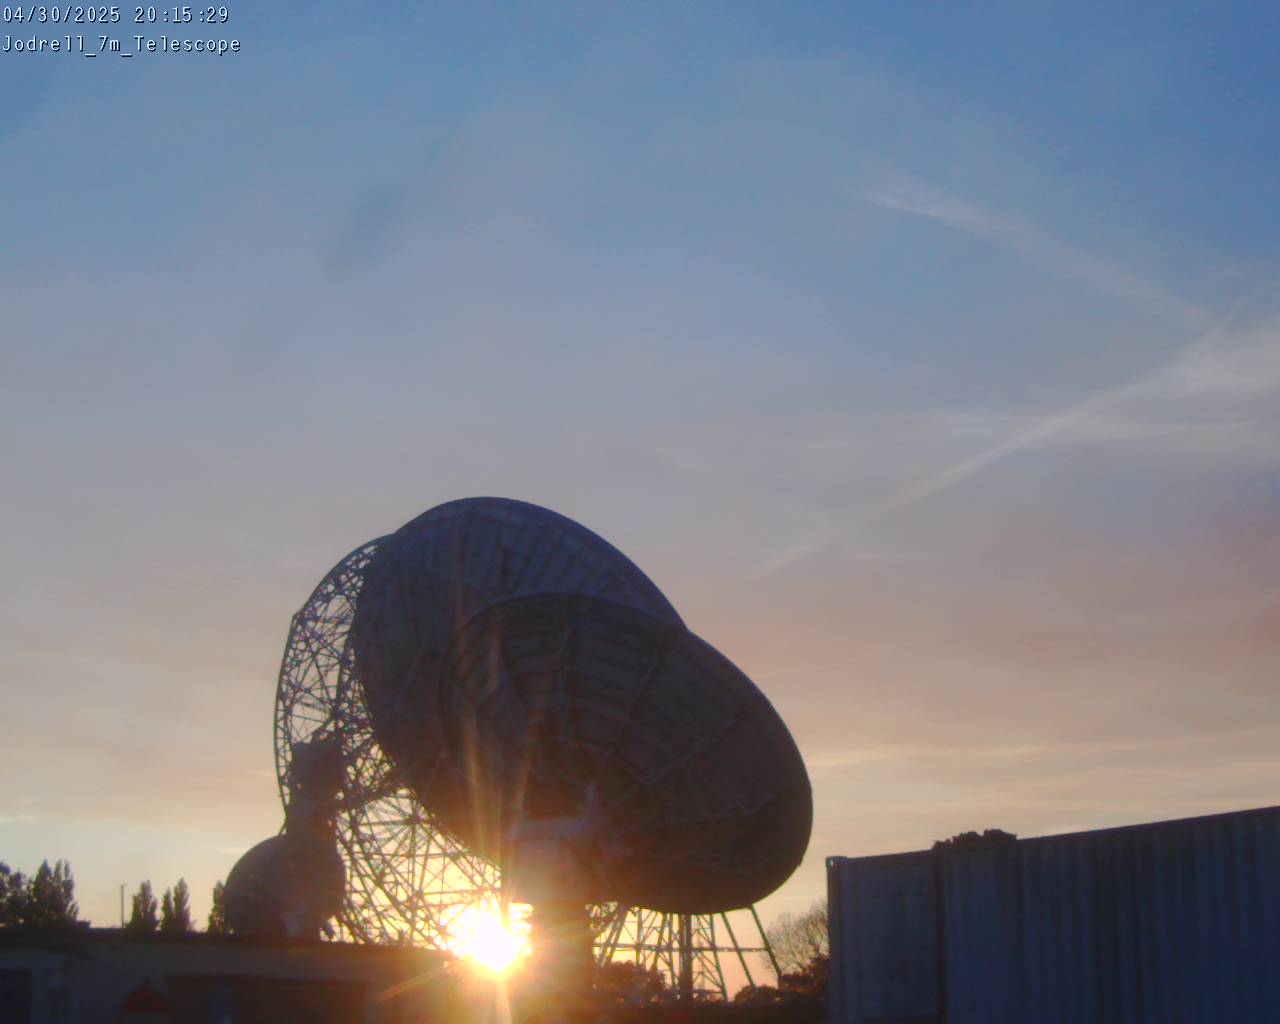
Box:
[753, 180, 1280, 576]
[861, 175, 1211, 331]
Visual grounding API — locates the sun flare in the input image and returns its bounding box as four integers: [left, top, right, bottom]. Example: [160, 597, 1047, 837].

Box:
[445, 901, 531, 976]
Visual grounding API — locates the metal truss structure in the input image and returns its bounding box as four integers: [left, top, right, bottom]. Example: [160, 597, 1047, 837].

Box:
[596, 907, 781, 1001]
[273, 538, 501, 945]
[273, 539, 780, 997]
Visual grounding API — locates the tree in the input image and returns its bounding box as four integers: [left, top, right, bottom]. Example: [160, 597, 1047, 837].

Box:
[0, 863, 28, 926]
[207, 880, 229, 935]
[171, 879, 192, 933]
[126, 881, 159, 934]
[594, 960, 671, 1004]
[733, 984, 784, 1005]
[23, 861, 79, 926]
[766, 899, 828, 978]
[932, 828, 1017, 851]
[779, 954, 829, 997]
[160, 879, 192, 934]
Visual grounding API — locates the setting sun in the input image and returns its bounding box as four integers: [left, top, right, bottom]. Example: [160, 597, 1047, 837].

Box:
[444, 901, 531, 976]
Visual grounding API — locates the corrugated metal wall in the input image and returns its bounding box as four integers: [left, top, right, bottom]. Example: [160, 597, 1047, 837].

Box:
[828, 805, 1280, 1024]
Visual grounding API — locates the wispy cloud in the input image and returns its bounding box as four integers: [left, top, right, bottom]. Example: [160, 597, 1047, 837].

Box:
[811, 720, 1280, 773]
[752, 533, 840, 578]
[752, 178, 1280, 575]
[878, 313, 1280, 498]
[860, 173, 1211, 330]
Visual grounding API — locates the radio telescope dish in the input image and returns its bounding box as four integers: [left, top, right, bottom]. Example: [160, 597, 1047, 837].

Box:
[274, 497, 810, 997]
[440, 592, 812, 913]
[350, 498, 683, 851]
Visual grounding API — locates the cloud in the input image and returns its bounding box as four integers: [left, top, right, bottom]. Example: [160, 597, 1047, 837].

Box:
[751, 177, 1280, 576]
[897, 314, 1280, 468]
[1154, 318, 1280, 399]
[860, 173, 1211, 330]
[912, 407, 1280, 465]
[809, 720, 1280, 774]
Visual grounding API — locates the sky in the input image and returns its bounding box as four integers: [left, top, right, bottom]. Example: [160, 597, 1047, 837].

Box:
[2, 0, 1278, 951]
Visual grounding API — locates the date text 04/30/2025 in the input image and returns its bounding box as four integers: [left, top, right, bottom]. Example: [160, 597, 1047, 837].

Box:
[3, 32, 239, 52]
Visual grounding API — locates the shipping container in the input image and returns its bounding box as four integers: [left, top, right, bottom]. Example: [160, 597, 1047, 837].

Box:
[827, 805, 1280, 1024]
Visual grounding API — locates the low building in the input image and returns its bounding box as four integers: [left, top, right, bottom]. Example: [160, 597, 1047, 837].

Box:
[0, 927, 461, 1023]
[827, 804, 1280, 1024]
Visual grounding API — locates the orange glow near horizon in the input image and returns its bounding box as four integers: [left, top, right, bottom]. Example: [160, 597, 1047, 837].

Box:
[444, 900, 532, 976]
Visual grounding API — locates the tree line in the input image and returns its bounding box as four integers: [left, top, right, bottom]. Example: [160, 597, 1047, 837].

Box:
[0, 860, 78, 927]
[6, 856, 829, 1004]
[122, 877, 230, 934]
[0, 860, 229, 934]
[5, 858, 831, 1001]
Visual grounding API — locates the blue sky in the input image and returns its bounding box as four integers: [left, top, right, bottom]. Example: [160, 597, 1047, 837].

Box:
[2, 1, 1278, 947]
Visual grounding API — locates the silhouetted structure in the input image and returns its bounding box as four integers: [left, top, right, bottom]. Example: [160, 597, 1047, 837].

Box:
[224, 736, 344, 940]
[828, 805, 1280, 1024]
[273, 497, 812, 998]
[0, 927, 452, 1023]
